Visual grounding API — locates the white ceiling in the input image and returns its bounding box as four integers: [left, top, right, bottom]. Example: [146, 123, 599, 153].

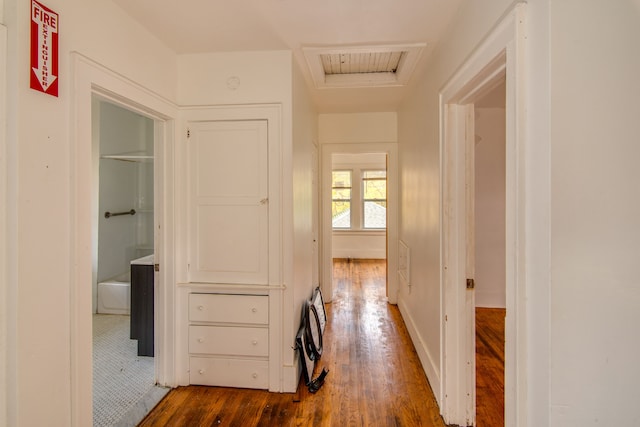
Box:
[111, 0, 464, 113]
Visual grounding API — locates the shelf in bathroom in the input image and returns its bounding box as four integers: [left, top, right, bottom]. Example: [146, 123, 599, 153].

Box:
[101, 151, 153, 163]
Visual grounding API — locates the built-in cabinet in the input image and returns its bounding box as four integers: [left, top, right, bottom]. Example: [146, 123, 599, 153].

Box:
[177, 105, 285, 392]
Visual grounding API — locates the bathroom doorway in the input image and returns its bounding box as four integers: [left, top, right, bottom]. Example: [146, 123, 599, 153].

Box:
[91, 96, 166, 426]
[70, 54, 178, 426]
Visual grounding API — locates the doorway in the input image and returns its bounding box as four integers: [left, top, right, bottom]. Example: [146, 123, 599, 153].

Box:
[473, 79, 506, 426]
[439, 5, 526, 426]
[321, 143, 398, 304]
[70, 54, 177, 426]
[91, 97, 165, 426]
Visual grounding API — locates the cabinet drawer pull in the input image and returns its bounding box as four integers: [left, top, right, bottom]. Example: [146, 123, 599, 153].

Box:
[252, 373, 258, 379]
[199, 369, 204, 375]
[198, 337, 204, 343]
[252, 340, 258, 345]
[197, 305, 204, 311]
[251, 307, 257, 313]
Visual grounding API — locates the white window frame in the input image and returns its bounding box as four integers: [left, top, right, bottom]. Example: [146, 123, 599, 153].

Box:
[361, 169, 387, 230]
[331, 169, 353, 229]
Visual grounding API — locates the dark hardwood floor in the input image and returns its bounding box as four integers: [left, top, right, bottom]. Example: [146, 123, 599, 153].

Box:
[476, 307, 506, 427]
[139, 259, 446, 426]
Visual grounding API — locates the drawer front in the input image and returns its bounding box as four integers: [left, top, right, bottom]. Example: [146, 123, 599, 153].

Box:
[189, 294, 268, 325]
[189, 325, 268, 357]
[190, 357, 268, 389]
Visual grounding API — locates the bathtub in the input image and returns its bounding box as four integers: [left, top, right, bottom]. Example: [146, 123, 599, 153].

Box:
[97, 271, 131, 315]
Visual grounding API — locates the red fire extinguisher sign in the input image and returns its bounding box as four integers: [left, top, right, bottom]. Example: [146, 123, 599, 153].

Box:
[30, 0, 59, 97]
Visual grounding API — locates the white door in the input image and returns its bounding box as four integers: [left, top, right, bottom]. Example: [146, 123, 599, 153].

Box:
[311, 143, 319, 287]
[464, 104, 477, 426]
[187, 120, 269, 284]
[443, 103, 476, 425]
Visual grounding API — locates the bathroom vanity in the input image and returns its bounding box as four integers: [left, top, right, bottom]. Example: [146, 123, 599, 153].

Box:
[130, 254, 154, 357]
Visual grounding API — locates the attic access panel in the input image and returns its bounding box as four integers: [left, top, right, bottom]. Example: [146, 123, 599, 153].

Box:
[303, 43, 426, 88]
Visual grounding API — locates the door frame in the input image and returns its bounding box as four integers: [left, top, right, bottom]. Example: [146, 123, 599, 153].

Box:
[321, 142, 398, 303]
[439, 4, 526, 426]
[0, 23, 8, 427]
[70, 53, 178, 426]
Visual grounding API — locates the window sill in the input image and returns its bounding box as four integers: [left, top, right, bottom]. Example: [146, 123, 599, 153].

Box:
[332, 229, 386, 236]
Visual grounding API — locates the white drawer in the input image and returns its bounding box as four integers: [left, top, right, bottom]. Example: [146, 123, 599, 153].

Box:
[190, 356, 268, 389]
[189, 294, 268, 325]
[189, 325, 268, 357]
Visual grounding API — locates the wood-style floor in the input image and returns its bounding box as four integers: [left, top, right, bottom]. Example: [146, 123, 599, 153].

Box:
[476, 307, 505, 427]
[139, 260, 506, 426]
[138, 259, 446, 426]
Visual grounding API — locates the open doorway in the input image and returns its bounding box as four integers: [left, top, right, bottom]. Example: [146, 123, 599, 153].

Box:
[70, 54, 178, 426]
[330, 152, 388, 306]
[474, 79, 506, 426]
[91, 97, 167, 426]
[320, 143, 398, 304]
[439, 5, 526, 426]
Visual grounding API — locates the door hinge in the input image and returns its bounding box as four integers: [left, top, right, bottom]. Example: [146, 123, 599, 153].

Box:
[187, 128, 190, 138]
[154, 263, 160, 272]
[466, 278, 475, 289]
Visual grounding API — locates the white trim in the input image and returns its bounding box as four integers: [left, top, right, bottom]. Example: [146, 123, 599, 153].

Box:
[321, 142, 398, 304]
[70, 53, 178, 426]
[439, 4, 527, 426]
[0, 23, 9, 427]
[398, 297, 439, 388]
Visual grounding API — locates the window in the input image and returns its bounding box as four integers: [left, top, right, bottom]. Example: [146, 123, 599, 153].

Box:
[362, 170, 387, 229]
[332, 170, 352, 228]
[332, 167, 387, 230]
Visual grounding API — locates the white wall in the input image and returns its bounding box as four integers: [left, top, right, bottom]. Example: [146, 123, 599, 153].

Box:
[549, 0, 640, 424]
[474, 107, 506, 308]
[177, 51, 292, 106]
[4, 0, 177, 424]
[319, 112, 397, 144]
[94, 100, 154, 312]
[97, 101, 154, 281]
[397, 0, 515, 404]
[291, 58, 318, 375]
[332, 232, 386, 259]
[0, 16, 7, 427]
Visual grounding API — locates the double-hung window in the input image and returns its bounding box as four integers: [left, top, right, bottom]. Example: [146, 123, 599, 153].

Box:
[332, 168, 387, 230]
[362, 170, 387, 229]
[332, 170, 352, 229]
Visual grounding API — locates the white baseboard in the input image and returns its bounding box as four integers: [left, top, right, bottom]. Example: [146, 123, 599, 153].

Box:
[332, 249, 386, 259]
[397, 296, 442, 407]
[281, 357, 301, 393]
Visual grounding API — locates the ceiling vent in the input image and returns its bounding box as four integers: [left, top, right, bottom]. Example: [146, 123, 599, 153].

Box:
[303, 43, 426, 89]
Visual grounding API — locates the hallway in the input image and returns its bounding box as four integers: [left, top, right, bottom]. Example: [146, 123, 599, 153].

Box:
[138, 259, 445, 426]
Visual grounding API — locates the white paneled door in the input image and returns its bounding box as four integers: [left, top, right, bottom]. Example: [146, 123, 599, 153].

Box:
[187, 120, 269, 284]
